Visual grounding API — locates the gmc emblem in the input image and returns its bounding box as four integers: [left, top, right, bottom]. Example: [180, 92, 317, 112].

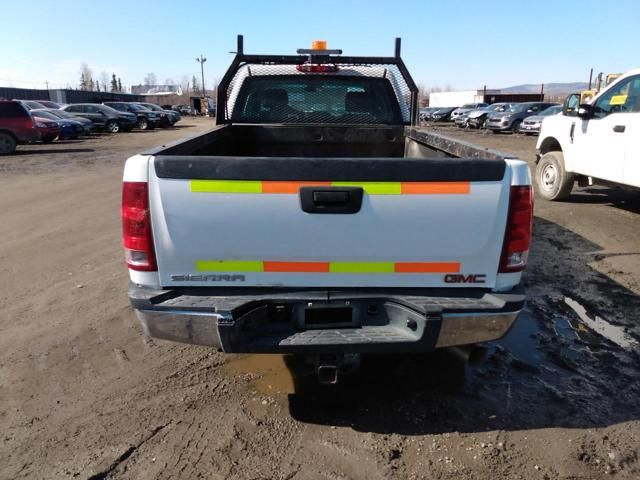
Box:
[444, 274, 487, 284]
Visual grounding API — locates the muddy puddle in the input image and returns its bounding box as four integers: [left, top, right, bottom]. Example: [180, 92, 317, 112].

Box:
[226, 354, 296, 394]
[564, 296, 639, 350]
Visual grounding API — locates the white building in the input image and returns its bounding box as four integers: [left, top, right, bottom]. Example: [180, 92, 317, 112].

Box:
[429, 89, 501, 107]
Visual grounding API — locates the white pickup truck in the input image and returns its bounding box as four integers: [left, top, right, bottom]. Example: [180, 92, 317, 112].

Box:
[122, 37, 532, 381]
[535, 68, 640, 200]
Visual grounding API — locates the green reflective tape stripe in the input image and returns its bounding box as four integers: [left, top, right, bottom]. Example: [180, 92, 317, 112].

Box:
[329, 262, 395, 273]
[191, 180, 262, 193]
[196, 260, 264, 272]
[330, 182, 402, 195]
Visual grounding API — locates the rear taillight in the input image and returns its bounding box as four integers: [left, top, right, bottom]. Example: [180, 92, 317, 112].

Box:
[122, 181, 157, 271]
[499, 186, 533, 273]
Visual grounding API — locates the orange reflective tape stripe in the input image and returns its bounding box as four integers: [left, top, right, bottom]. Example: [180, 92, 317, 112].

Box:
[400, 182, 470, 194]
[261, 181, 331, 194]
[394, 262, 461, 273]
[263, 261, 330, 272]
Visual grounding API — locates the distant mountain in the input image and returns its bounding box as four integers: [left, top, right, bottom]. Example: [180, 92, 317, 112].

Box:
[501, 82, 589, 95]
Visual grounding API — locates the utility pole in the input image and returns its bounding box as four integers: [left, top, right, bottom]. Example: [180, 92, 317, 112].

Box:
[196, 54, 207, 98]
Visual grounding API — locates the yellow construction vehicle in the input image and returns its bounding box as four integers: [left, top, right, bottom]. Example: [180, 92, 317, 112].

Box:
[580, 72, 622, 103]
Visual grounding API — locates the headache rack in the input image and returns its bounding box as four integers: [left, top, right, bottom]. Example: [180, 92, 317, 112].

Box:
[216, 35, 419, 126]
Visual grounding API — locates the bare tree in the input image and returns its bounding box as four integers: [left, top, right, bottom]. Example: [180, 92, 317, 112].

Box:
[143, 72, 157, 86]
[80, 63, 93, 91]
[180, 75, 190, 96]
[99, 72, 110, 92]
[118, 77, 123, 92]
[110, 73, 118, 92]
[164, 78, 175, 85]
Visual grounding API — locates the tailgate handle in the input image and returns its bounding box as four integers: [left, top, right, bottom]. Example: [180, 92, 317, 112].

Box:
[313, 191, 350, 204]
[300, 186, 364, 214]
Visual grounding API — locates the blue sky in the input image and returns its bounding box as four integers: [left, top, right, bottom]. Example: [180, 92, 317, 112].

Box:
[0, 0, 637, 92]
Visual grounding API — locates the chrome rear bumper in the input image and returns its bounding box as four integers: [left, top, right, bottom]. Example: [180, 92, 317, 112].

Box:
[131, 284, 523, 353]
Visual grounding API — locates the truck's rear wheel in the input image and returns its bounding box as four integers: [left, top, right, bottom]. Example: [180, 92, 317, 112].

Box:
[0, 132, 17, 155]
[536, 151, 574, 201]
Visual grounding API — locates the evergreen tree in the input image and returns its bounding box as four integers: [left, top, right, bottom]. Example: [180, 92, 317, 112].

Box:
[192, 75, 198, 92]
[111, 73, 118, 92]
[118, 78, 123, 92]
[80, 72, 86, 90]
[96, 81, 100, 92]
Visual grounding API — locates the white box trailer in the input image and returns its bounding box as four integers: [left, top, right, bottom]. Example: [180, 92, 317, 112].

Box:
[429, 90, 500, 108]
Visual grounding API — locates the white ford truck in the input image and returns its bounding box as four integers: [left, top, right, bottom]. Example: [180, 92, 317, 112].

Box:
[535, 68, 640, 200]
[122, 37, 532, 381]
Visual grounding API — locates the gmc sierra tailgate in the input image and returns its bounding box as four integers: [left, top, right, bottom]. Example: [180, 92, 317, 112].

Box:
[148, 155, 511, 289]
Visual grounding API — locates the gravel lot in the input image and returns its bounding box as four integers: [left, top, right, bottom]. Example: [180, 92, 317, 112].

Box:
[1, 119, 639, 479]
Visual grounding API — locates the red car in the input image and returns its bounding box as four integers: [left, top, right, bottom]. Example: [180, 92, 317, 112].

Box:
[0, 100, 41, 154]
[32, 116, 61, 143]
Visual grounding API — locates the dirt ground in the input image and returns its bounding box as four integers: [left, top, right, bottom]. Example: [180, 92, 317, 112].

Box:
[1, 119, 639, 479]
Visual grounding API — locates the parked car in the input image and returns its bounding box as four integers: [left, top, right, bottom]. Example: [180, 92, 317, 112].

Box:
[519, 105, 562, 135]
[136, 102, 181, 127]
[103, 102, 160, 130]
[486, 102, 557, 134]
[207, 99, 216, 117]
[30, 109, 85, 139]
[0, 100, 40, 154]
[32, 116, 61, 143]
[450, 103, 488, 122]
[62, 103, 136, 133]
[467, 103, 513, 129]
[16, 100, 48, 111]
[33, 100, 63, 109]
[175, 104, 193, 115]
[32, 108, 94, 134]
[430, 106, 456, 122]
[454, 111, 471, 127]
[419, 107, 438, 122]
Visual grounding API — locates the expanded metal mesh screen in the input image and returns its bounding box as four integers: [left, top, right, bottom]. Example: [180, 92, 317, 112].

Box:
[223, 63, 412, 124]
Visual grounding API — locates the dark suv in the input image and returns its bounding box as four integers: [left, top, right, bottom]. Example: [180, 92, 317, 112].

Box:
[62, 104, 136, 133]
[0, 100, 40, 154]
[486, 102, 557, 134]
[103, 102, 160, 130]
[137, 102, 181, 127]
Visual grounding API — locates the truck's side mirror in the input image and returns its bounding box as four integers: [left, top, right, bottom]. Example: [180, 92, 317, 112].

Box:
[577, 104, 594, 119]
[562, 93, 580, 117]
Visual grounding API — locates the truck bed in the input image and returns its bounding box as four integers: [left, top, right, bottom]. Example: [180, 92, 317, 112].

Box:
[148, 125, 507, 161]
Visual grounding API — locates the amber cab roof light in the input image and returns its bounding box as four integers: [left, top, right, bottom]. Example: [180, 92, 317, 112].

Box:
[297, 40, 342, 56]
